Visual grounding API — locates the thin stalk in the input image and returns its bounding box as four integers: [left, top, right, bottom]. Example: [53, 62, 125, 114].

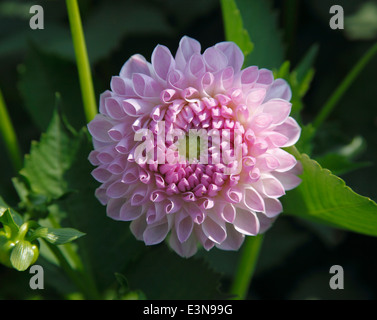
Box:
[66, 0, 97, 123]
[230, 234, 263, 300]
[313, 42, 377, 129]
[0, 89, 23, 172]
[47, 215, 101, 299]
[44, 240, 99, 300]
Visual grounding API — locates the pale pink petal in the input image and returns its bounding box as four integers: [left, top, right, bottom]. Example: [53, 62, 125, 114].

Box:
[273, 117, 301, 147]
[243, 187, 265, 212]
[143, 218, 170, 245]
[120, 54, 152, 78]
[152, 45, 175, 81]
[202, 216, 227, 244]
[175, 210, 194, 243]
[261, 99, 292, 125]
[106, 198, 125, 220]
[272, 171, 302, 190]
[216, 224, 245, 251]
[215, 41, 244, 72]
[130, 215, 148, 240]
[119, 200, 144, 221]
[169, 228, 198, 257]
[264, 78, 292, 102]
[87, 114, 113, 143]
[175, 36, 201, 71]
[132, 73, 162, 100]
[233, 208, 260, 236]
[263, 197, 283, 217]
[203, 47, 228, 72]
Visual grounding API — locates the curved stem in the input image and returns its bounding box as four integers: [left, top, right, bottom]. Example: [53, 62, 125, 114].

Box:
[66, 0, 97, 123]
[0, 89, 23, 172]
[313, 42, 377, 129]
[230, 234, 263, 300]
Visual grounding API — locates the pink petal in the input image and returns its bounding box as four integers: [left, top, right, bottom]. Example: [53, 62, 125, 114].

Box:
[243, 187, 265, 212]
[130, 215, 147, 240]
[120, 54, 152, 78]
[87, 115, 113, 143]
[273, 117, 301, 147]
[106, 180, 130, 198]
[261, 99, 292, 125]
[122, 98, 154, 116]
[108, 157, 127, 175]
[151, 45, 175, 81]
[187, 53, 206, 80]
[256, 68, 274, 86]
[175, 210, 194, 243]
[108, 122, 128, 141]
[272, 171, 302, 190]
[215, 41, 244, 72]
[130, 184, 150, 206]
[119, 200, 144, 221]
[203, 47, 228, 72]
[132, 73, 162, 100]
[91, 166, 111, 183]
[169, 227, 198, 257]
[269, 148, 297, 172]
[255, 212, 275, 233]
[264, 78, 292, 102]
[215, 224, 245, 251]
[143, 218, 170, 245]
[233, 208, 260, 235]
[110, 77, 137, 97]
[106, 198, 125, 220]
[175, 36, 201, 71]
[240, 66, 259, 87]
[260, 176, 286, 198]
[202, 216, 226, 244]
[263, 198, 283, 217]
[104, 96, 127, 119]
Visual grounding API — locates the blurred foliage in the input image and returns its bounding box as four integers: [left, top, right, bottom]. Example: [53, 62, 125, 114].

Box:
[0, 0, 377, 300]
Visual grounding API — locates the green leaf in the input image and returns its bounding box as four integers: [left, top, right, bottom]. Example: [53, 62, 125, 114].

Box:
[283, 147, 377, 237]
[54, 129, 146, 290]
[315, 136, 370, 175]
[31, 227, 85, 245]
[221, 0, 254, 60]
[20, 109, 81, 200]
[18, 45, 86, 131]
[294, 43, 319, 83]
[235, 0, 284, 69]
[10, 240, 36, 271]
[315, 153, 371, 176]
[125, 245, 223, 300]
[0, 199, 23, 231]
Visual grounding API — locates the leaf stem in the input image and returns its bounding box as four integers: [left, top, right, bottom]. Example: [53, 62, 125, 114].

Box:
[0, 89, 23, 172]
[313, 42, 377, 129]
[65, 0, 97, 123]
[230, 234, 263, 300]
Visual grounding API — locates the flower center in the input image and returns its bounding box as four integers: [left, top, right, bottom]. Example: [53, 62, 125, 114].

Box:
[135, 89, 247, 202]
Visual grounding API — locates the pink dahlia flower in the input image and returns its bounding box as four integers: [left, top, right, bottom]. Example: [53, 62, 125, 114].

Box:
[88, 36, 301, 257]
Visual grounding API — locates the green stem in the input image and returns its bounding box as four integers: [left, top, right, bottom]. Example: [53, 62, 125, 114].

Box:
[0, 89, 23, 172]
[66, 0, 97, 123]
[47, 215, 101, 299]
[44, 240, 99, 299]
[230, 234, 263, 300]
[313, 42, 377, 129]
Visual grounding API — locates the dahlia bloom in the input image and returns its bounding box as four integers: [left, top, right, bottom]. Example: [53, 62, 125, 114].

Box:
[88, 36, 301, 257]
